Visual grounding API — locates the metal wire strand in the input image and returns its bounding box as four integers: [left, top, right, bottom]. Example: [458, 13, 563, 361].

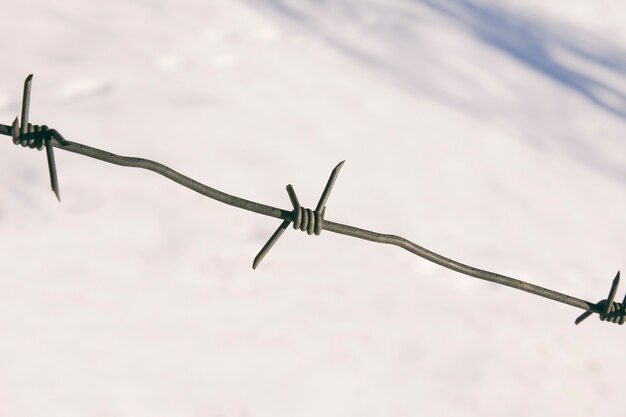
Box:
[1, 74, 623, 327]
[2, 122, 621, 324]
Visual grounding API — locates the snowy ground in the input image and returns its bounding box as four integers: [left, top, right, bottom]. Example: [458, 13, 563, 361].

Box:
[1, 1, 625, 416]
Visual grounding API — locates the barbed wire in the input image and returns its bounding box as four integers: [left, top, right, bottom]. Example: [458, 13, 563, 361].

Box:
[1, 74, 622, 326]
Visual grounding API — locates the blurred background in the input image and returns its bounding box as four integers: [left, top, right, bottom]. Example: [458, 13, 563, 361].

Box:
[1, 1, 625, 416]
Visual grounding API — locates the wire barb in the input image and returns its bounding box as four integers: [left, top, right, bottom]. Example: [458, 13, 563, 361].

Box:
[10, 74, 62, 201]
[575, 271, 625, 325]
[252, 161, 345, 269]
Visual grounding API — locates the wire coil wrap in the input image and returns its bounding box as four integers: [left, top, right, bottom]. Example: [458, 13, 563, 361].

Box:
[292, 206, 323, 235]
[599, 300, 626, 324]
[13, 123, 52, 150]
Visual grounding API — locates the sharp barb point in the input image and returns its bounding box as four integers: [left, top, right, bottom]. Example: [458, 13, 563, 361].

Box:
[20, 75, 32, 136]
[12, 118, 19, 143]
[45, 139, 61, 203]
[253, 220, 290, 270]
[604, 271, 621, 317]
[286, 184, 300, 211]
[575, 310, 593, 325]
[315, 161, 346, 213]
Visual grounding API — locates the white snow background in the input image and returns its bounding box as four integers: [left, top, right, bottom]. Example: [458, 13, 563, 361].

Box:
[1, 0, 625, 416]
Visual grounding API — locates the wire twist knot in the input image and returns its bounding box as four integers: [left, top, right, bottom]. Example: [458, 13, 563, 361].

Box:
[12, 122, 53, 150]
[290, 199, 325, 236]
[292, 206, 323, 235]
[576, 271, 625, 325]
[597, 299, 626, 324]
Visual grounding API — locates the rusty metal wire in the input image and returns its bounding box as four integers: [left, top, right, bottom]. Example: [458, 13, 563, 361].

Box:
[2, 74, 623, 326]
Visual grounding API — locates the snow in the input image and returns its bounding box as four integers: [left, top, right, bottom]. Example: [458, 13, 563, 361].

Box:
[1, 0, 625, 416]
